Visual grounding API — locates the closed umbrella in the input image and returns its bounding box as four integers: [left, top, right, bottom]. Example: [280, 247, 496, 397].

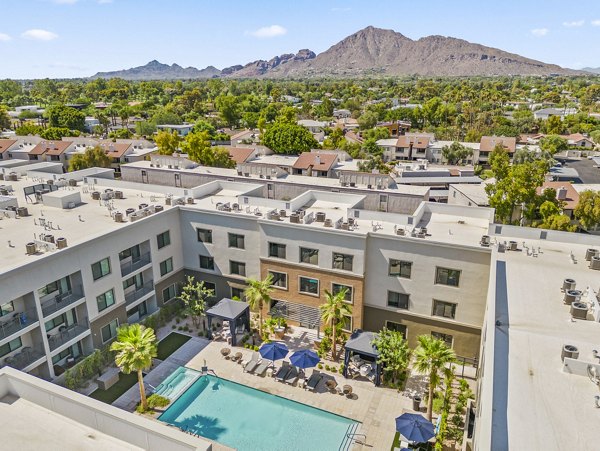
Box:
[259, 342, 289, 362]
[395, 413, 435, 444]
[289, 349, 320, 369]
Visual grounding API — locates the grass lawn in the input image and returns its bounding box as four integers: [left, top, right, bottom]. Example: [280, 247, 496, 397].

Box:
[157, 332, 191, 361]
[89, 372, 138, 404]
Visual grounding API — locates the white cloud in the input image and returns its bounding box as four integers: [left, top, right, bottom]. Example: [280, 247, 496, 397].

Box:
[22, 29, 59, 41]
[563, 20, 585, 27]
[0, 33, 11, 42]
[531, 28, 549, 37]
[591, 20, 600, 26]
[247, 25, 287, 38]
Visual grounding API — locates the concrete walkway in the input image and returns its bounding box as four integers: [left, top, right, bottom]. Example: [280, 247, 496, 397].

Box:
[112, 336, 210, 411]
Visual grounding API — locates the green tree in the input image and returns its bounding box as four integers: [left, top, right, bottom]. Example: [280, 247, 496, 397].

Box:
[544, 115, 564, 135]
[155, 130, 181, 155]
[179, 275, 214, 328]
[574, 190, 600, 230]
[68, 146, 111, 172]
[0, 106, 11, 130]
[45, 105, 85, 131]
[181, 131, 235, 168]
[16, 122, 43, 136]
[40, 127, 79, 140]
[539, 135, 568, 155]
[537, 213, 576, 232]
[413, 335, 456, 421]
[319, 289, 352, 361]
[110, 324, 157, 412]
[216, 95, 241, 127]
[135, 121, 156, 136]
[358, 111, 378, 129]
[244, 274, 273, 337]
[262, 122, 318, 154]
[441, 141, 473, 165]
[373, 327, 411, 386]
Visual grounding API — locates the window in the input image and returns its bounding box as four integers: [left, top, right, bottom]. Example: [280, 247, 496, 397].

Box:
[199, 255, 215, 270]
[432, 331, 453, 348]
[45, 309, 75, 332]
[228, 233, 245, 249]
[197, 228, 213, 243]
[92, 257, 111, 280]
[231, 287, 246, 301]
[38, 277, 71, 298]
[52, 342, 82, 365]
[300, 247, 319, 265]
[157, 230, 171, 249]
[162, 284, 177, 303]
[433, 300, 457, 319]
[332, 253, 353, 271]
[0, 337, 22, 358]
[268, 242, 286, 259]
[332, 283, 353, 303]
[101, 319, 119, 343]
[435, 267, 461, 287]
[389, 259, 412, 278]
[388, 291, 409, 310]
[119, 245, 140, 262]
[299, 276, 319, 295]
[341, 315, 353, 333]
[203, 281, 216, 296]
[229, 260, 246, 277]
[123, 273, 143, 290]
[386, 321, 407, 339]
[160, 257, 173, 276]
[0, 301, 15, 317]
[97, 289, 115, 312]
[268, 271, 287, 289]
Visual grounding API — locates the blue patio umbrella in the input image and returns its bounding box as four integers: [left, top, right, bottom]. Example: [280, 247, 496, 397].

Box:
[395, 413, 435, 443]
[259, 342, 289, 362]
[289, 349, 320, 369]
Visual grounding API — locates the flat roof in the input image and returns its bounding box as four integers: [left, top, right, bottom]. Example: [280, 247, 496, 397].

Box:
[450, 183, 490, 206]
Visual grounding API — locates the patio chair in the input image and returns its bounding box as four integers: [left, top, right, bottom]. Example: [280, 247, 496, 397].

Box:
[243, 352, 260, 373]
[274, 361, 290, 382]
[284, 366, 301, 385]
[306, 369, 323, 391]
[253, 359, 270, 376]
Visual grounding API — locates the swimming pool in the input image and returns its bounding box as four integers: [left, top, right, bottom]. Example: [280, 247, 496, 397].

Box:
[158, 374, 359, 451]
[153, 367, 201, 401]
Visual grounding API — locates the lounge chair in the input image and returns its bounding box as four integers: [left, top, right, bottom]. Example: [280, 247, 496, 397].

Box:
[253, 359, 270, 376]
[243, 352, 260, 373]
[306, 369, 323, 391]
[274, 362, 290, 381]
[284, 366, 301, 385]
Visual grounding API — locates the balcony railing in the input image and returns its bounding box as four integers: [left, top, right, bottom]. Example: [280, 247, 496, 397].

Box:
[120, 252, 152, 277]
[0, 308, 39, 341]
[2, 346, 45, 371]
[41, 287, 85, 317]
[125, 281, 155, 306]
[48, 319, 89, 351]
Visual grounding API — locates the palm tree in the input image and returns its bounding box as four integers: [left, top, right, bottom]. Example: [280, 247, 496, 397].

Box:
[244, 274, 273, 337]
[110, 323, 157, 411]
[319, 289, 352, 361]
[412, 334, 456, 421]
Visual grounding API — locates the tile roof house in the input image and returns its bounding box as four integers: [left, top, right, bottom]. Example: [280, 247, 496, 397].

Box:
[226, 146, 257, 165]
[0, 139, 18, 159]
[538, 181, 580, 218]
[28, 141, 74, 166]
[478, 136, 517, 164]
[292, 152, 338, 177]
[565, 133, 595, 148]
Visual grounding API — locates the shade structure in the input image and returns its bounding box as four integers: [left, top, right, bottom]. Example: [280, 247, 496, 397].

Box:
[289, 349, 320, 369]
[395, 413, 435, 443]
[259, 342, 289, 361]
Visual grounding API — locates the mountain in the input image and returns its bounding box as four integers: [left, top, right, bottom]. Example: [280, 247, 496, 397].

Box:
[91, 60, 221, 80]
[222, 49, 316, 77]
[581, 67, 600, 74]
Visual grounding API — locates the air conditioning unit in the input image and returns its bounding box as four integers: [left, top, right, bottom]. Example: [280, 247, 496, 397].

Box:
[562, 278, 576, 292]
[586, 248, 599, 261]
[561, 344, 579, 361]
[563, 290, 582, 305]
[571, 302, 589, 320]
[591, 256, 600, 270]
[480, 235, 491, 247]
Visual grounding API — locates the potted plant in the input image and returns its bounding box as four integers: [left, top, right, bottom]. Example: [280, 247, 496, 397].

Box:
[273, 317, 287, 339]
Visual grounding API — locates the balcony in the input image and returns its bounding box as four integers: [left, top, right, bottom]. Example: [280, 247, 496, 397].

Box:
[2, 347, 45, 371]
[48, 320, 89, 351]
[0, 309, 39, 341]
[125, 281, 155, 306]
[120, 252, 151, 277]
[41, 288, 85, 317]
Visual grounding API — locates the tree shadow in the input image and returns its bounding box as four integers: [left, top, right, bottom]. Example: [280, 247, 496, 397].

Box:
[176, 414, 227, 441]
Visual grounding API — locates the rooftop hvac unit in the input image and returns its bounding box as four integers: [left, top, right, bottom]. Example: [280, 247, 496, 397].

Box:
[56, 237, 67, 249]
[324, 218, 333, 227]
[571, 302, 589, 320]
[396, 227, 405, 236]
[562, 278, 576, 292]
[586, 248, 599, 261]
[113, 212, 123, 222]
[289, 213, 300, 224]
[154, 205, 164, 212]
[480, 235, 491, 247]
[590, 256, 600, 270]
[561, 344, 579, 361]
[25, 242, 37, 255]
[563, 290, 582, 305]
[508, 241, 518, 251]
[315, 212, 326, 222]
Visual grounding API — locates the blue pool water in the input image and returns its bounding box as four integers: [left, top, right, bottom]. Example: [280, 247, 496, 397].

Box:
[158, 374, 358, 451]
[154, 367, 201, 401]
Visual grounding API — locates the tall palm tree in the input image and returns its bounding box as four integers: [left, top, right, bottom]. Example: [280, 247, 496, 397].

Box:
[319, 289, 352, 361]
[244, 274, 273, 337]
[110, 323, 157, 411]
[412, 334, 456, 421]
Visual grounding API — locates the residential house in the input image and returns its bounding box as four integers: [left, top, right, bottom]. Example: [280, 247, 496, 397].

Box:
[565, 133, 595, 148]
[477, 136, 517, 165]
[533, 107, 577, 121]
[0, 139, 18, 160]
[230, 129, 259, 146]
[297, 119, 328, 134]
[225, 146, 258, 165]
[28, 140, 75, 166]
[333, 109, 352, 119]
[538, 181, 579, 218]
[292, 152, 338, 177]
[379, 135, 431, 162]
[376, 120, 411, 137]
[156, 124, 194, 137]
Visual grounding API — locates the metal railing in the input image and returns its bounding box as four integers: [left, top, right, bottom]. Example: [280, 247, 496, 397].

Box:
[41, 287, 85, 317]
[0, 308, 39, 340]
[125, 281, 155, 306]
[2, 346, 45, 370]
[120, 252, 151, 277]
[48, 319, 89, 351]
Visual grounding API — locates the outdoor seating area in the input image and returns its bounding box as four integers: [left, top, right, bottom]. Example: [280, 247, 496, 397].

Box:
[343, 329, 382, 386]
[205, 298, 250, 347]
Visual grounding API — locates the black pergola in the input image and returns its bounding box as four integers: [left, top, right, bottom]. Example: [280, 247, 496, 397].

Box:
[342, 329, 382, 386]
[206, 298, 251, 347]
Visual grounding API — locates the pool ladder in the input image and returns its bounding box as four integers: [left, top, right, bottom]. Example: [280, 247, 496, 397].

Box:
[340, 423, 368, 450]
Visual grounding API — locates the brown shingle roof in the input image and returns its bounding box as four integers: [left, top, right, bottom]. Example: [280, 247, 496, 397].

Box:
[0, 139, 17, 154]
[538, 181, 579, 210]
[225, 146, 255, 164]
[30, 140, 73, 156]
[292, 152, 337, 171]
[97, 141, 132, 158]
[480, 136, 517, 153]
[396, 136, 429, 149]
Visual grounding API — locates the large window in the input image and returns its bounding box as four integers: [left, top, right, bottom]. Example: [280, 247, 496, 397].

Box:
[123, 273, 143, 290]
[160, 257, 173, 276]
[386, 321, 407, 339]
[157, 230, 171, 249]
[332, 253, 353, 271]
[199, 255, 215, 270]
[229, 260, 246, 277]
[97, 289, 115, 312]
[432, 331, 453, 348]
[387, 291, 409, 310]
[299, 276, 319, 295]
[162, 284, 177, 303]
[0, 301, 15, 317]
[389, 259, 412, 278]
[332, 283, 353, 303]
[300, 247, 319, 265]
[0, 337, 22, 358]
[269, 271, 287, 289]
[45, 309, 75, 332]
[101, 319, 119, 343]
[231, 287, 246, 301]
[268, 242, 286, 259]
[341, 315, 353, 333]
[119, 245, 140, 261]
[197, 228, 213, 243]
[92, 257, 111, 281]
[228, 233, 245, 249]
[435, 267, 461, 287]
[433, 300, 457, 319]
[38, 277, 71, 298]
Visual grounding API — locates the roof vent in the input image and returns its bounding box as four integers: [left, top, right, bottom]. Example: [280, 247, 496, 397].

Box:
[557, 186, 568, 200]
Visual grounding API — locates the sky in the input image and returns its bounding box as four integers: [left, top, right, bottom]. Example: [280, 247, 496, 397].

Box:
[1, 0, 600, 79]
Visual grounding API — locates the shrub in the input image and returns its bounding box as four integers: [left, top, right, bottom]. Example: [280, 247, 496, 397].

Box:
[172, 325, 176, 329]
[325, 364, 330, 371]
[317, 363, 323, 369]
[147, 393, 171, 409]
